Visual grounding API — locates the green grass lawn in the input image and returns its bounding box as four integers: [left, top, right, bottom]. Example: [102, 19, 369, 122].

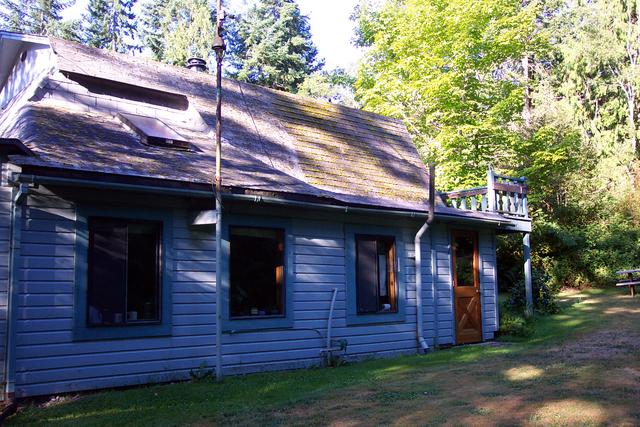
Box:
[8, 288, 640, 426]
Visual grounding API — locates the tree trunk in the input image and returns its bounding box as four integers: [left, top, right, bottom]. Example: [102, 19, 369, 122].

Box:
[522, 54, 532, 127]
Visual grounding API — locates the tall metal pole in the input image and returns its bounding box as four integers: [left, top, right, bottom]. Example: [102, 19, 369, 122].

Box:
[214, 0, 225, 382]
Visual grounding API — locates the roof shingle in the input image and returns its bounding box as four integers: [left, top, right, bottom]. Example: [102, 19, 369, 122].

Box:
[2, 37, 431, 211]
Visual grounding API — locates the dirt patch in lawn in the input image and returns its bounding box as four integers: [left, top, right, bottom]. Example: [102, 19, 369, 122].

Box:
[240, 293, 640, 427]
[7, 290, 640, 427]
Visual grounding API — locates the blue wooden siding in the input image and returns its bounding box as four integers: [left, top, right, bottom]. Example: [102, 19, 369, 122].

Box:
[11, 187, 501, 397]
[221, 219, 417, 375]
[14, 189, 217, 397]
[479, 230, 498, 339]
[431, 224, 455, 345]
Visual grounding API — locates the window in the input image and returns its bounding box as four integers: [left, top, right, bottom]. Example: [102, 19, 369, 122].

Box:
[118, 113, 190, 150]
[355, 235, 397, 314]
[229, 226, 285, 318]
[452, 231, 477, 287]
[87, 218, 162, 327]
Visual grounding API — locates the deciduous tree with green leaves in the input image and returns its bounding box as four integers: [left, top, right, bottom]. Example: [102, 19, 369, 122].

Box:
[354, 0, 558, 189]
[298, 68, 358, 107]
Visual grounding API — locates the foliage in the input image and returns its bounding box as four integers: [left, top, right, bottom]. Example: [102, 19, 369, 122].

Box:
[140, 0, 165, 60]
[498, 311, 534, 338]
[0, 0, 79, 39]
[228, 0, 323, 92]
[84, 0, 139, 53]
[353, 0, 554, 189]
[189, 361, 214, 381]
[298, 68, 358, 107]
[161, 0, 215, 65]
[507, 268, 560, 314]
[355, 0, 640, 292]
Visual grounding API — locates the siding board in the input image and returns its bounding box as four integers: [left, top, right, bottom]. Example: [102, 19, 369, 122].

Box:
[12, 184, 502, 398]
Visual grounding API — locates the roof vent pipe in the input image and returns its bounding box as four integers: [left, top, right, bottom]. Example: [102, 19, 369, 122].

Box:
[186, 57, 208, 72]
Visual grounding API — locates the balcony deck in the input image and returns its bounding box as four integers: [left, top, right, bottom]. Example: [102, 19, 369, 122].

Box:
[440, 169, 531, 233]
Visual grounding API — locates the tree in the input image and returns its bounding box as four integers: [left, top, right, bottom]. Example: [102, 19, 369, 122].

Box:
[0, 0, 33, 32]
[140, 0, 166, 60]
[139, 0, 215, 66]
[557, 0, 640, 190]
[84, 0, 138, 53]
[298, 68, 358, 107]
[229, 0, 323, 92]
[354, 0, 552, 189]
[1, 0, 79, 39]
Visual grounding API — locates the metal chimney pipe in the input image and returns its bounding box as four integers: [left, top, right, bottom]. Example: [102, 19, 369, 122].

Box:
[186, 57, 208, 72]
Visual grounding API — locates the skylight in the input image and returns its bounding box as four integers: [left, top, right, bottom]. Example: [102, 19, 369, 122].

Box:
[118, 113, 190, 150]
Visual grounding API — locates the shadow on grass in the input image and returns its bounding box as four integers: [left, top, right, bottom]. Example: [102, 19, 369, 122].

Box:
[9, 288, 637, 427]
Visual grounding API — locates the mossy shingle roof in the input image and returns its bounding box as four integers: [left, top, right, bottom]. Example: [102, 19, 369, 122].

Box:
[2, 38, 431, 211]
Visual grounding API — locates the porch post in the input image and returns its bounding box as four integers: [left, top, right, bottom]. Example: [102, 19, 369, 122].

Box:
[487, 167, 496, 212]
[523, 232, 533, 317]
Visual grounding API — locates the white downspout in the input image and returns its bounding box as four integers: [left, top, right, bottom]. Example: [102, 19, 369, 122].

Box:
[415, 222, 430, 353]
[5, 183, 28, 401]
[415, 164, 435, 354]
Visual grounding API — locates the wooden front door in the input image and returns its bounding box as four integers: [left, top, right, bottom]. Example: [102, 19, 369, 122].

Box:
[452, 230, 482, 344]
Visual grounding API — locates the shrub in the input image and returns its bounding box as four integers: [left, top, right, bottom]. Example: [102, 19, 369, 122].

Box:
[507, 268, 560, 314]
[498, 311, 534, 338]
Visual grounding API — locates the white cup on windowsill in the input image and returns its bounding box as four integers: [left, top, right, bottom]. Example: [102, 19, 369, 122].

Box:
[114, 313, 123, 323]
[127, 311, 138, 321]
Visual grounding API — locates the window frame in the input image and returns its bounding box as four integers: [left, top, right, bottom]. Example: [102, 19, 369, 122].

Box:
[221, 215, 294, 331]
[74, 206, 173, 341]
[346, 224, 406, 325]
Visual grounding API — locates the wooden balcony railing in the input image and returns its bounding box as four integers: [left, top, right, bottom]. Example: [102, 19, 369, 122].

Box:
[443, 169, 528, 218]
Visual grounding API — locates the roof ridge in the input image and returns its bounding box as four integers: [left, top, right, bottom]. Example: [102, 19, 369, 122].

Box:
[47, 37, 405, 127]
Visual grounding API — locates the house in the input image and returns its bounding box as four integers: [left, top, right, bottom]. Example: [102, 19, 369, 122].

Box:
[0, 32, 532, 400]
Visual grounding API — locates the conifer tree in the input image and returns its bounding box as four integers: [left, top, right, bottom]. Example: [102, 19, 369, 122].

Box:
[84, 0, 138, 53]
[140, 0, 215, 66]
[229, 0, 323, 92]
[1, 0, 78, 39]
[140, 0, 165, 60]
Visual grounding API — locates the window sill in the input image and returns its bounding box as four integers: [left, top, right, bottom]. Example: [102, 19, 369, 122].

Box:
[73, 323, 172, 341]
[223, 316, 293, 332]
[346, 312, 406, 326]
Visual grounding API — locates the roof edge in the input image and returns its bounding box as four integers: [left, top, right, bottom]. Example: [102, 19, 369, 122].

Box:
[0, 31, 50, 45]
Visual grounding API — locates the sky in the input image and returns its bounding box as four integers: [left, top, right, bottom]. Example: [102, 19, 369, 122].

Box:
[62, 0, 365, 71]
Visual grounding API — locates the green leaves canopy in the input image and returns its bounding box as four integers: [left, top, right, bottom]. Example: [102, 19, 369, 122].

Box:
[355, 0, 549, 188]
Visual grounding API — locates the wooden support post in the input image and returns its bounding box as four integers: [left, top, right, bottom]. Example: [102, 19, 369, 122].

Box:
[523, 232, 533, 317]
[487, 168, 496, 212]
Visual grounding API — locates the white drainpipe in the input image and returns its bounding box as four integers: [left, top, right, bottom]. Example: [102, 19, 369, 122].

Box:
[415, 222, 430, 353]
[415, 164, 435, 354]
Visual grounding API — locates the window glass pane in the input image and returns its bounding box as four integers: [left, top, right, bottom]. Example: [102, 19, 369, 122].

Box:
[454, 234, 475, 286]
[356, 237, 378, 314]
[230, 227, 285, 318]
[88, 221, 127, 326]
[356, 235, 397, 314]
[378, 254, 387, 297]
[87, 219, 162, 327]
[127, 223, 161, 322]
